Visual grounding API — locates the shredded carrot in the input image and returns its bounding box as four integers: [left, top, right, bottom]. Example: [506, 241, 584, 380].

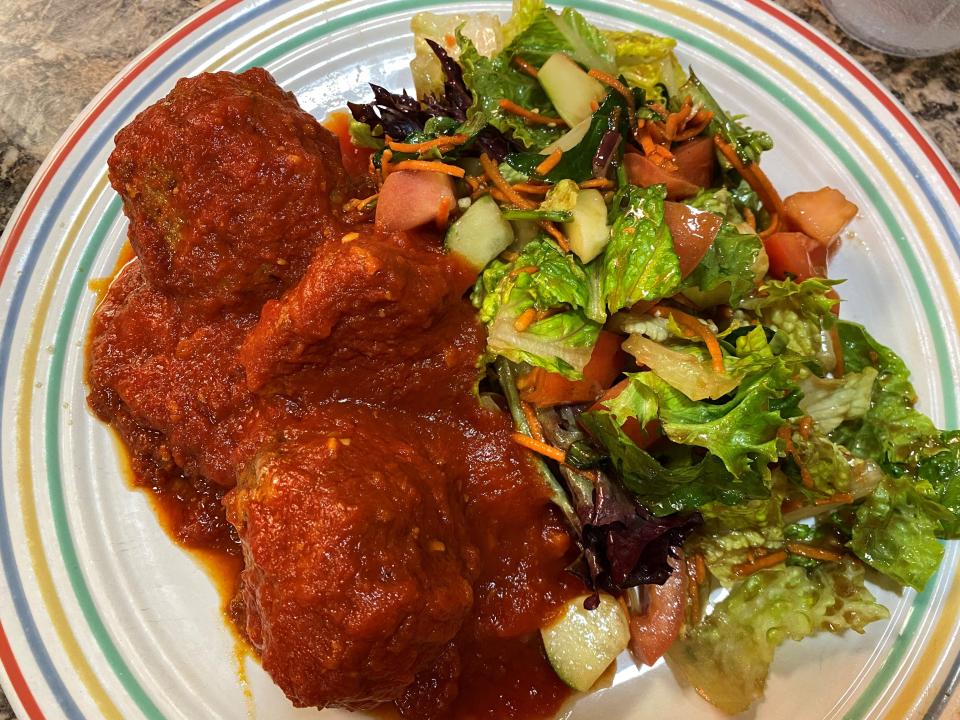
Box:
[579, 178, 615, 190]
[713, 135, 783, 219]
[380, 148, 394, 178]
[521, 401, 545, 442]
[480, 154, 535, 209]
[499, 99, 567, 126]
[672, 106, 714, 142]
[509, 265, 539, 278]
[798, 415, 814, 439]
[512, 433, 567, 464]
[536, 149, 563, 176]
[513, 308, 538, 332]
[512, 56, 540, 78]
[639, 132, 658, 157]
[511, 182, 553, 196]
[743, 206, 757, 231]
[465, 175, 485, 192]
[390, 159, 466, 178]
[779, 425, 814, 489]
[758, 212, 780, 238]
[653, 306, 725, 374]
[590, 99, 600, 112]
[387, 133, 469, 154]
[815, 492, 855, 506]
[343, 192, 379, 214]
[588, 69, 634, 112]
[435, 195, 451, 228]
[785, 542, 844, 563]
[540, 220, 571, 252]
[733, 550, 787, 577]
[830, 326, 845, 377]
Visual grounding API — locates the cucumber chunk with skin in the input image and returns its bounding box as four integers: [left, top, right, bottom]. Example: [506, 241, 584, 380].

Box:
[445, 195, 514, 271]
[567, 189, 611, 263]
[538, 53, 606, 127]
[541, 593, 630, 692]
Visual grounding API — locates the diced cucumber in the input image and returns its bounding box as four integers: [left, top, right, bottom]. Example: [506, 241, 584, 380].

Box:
[538, 53, 606, 127]
[567, 189, 610, 263]
[541, 593, 630, 692]
[445, 195, 514, 271]
[541, 117, 592, 155]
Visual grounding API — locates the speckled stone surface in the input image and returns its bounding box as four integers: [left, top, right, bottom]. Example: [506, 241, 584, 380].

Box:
[0, 0, 957, 717]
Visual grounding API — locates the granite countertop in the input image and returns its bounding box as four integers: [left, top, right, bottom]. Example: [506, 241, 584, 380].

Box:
[0, 0, 957, 717]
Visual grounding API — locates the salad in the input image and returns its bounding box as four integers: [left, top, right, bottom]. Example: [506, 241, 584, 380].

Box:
[326, 0, 960, 713]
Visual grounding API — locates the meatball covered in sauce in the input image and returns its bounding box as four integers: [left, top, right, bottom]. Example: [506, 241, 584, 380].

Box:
[108, 68, 349, 313]
[225, 410, 477, 708]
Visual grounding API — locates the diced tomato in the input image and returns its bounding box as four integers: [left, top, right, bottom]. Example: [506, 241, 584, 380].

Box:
[624, 152, 699, 200]
[783, 187, 858, 247]
[663, 201, 722, 277]
[518, 331, 627, 408]
[763, 231, 827, 281]
[671, 136, 716, 188]
[322, 110, 374, 178]
[375, 170, 456, 232]
[589, 379, 661, 449]
[629, 554, 687, 666]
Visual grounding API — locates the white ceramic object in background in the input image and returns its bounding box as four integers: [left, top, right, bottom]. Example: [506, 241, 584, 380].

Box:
[1, 1, 959, 719]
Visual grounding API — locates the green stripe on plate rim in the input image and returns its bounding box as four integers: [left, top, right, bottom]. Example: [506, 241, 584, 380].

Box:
[37, 1, 957, 719]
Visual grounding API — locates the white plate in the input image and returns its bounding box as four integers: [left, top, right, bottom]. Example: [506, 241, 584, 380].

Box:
[1, 1, 960, 718]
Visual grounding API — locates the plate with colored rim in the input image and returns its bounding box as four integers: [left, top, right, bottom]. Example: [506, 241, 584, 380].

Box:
[2, 0, 960, 718]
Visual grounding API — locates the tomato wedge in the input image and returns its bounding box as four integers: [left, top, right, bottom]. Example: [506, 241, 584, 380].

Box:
[628, 553, 687, 666]
[783, 187, 858, 247]
[624, 152, 700, 200]
[663, 201, 722, 277]
[322, 110, 374, 178]
[763, 231, 827, 281]
[375, 170, 456, 232]
[519, 331, 626, 408]
[672, 137, 716, 189]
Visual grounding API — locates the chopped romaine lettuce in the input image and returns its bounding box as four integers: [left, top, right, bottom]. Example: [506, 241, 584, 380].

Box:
[410, 12, 504, 98]
[682, 223, 765, 307]
[580, 383, 771, 515]
[695, 493, 784, 587]
[459, 34, 564, 150]
[667, 559, 888, 714]
[601, 184, 682, 313]
[741, 278, 839, 367]
[832, 321, 940, 466]
[633, 361, 798, 477]
[604, 29, 685, 100]
[798, 368, 877, 433]
[488, 308, 601, 377]
[473, 237, 600, 377]
[622, 334, 739, 401]
[504, 6, 616, 73]
[850, 473, 945, 590]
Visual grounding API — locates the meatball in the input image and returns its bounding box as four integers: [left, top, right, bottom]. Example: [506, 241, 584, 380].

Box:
[225, 410, 476, 709]
[239, 229, 472, 390]
[108, 68, 349, 313]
